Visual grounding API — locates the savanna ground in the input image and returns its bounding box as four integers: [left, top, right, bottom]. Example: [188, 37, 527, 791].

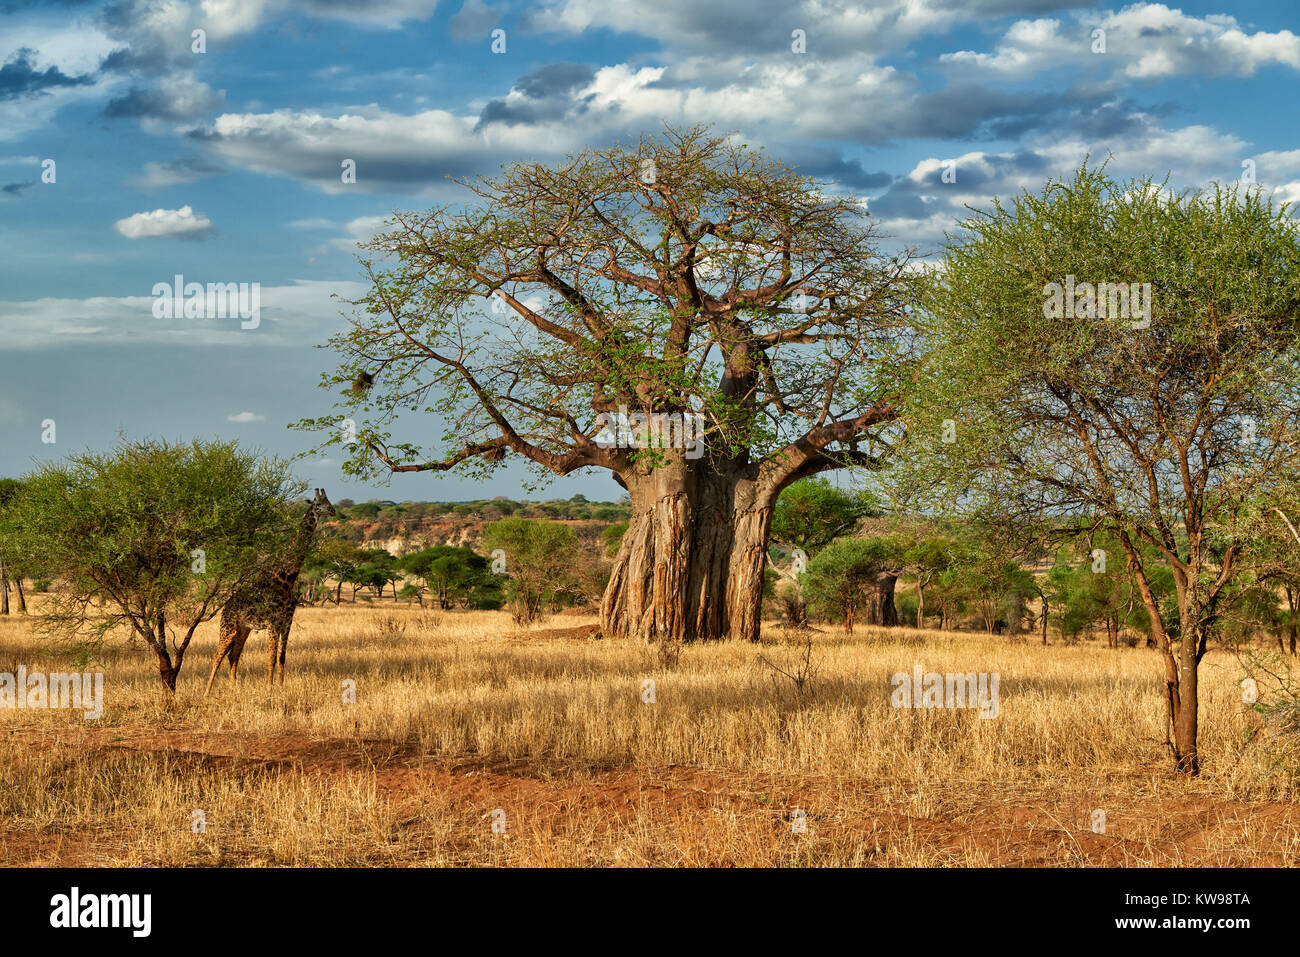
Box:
[2, 599, 1298, 867]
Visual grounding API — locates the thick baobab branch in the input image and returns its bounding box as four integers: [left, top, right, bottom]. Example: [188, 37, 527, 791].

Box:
[380, 346, 612, 475]
[761, 401, 897, 492]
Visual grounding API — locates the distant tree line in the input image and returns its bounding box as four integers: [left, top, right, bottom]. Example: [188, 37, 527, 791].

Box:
[766, 478, 1300, 654]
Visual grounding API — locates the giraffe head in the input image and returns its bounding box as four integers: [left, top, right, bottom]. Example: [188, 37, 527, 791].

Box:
[308, 488, 336, 521]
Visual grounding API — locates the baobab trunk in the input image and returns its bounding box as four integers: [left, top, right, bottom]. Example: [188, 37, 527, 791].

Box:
[864, 572, 898, 627]
[601, 466, 773, 642]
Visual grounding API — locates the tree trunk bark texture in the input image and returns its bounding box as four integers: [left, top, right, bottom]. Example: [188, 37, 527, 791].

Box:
[864, 571, 898, 627]
[601, 466, 773, 642]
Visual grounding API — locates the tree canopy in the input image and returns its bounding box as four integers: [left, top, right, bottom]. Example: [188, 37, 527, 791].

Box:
[908, 162, 1300, 771]
[3, 440, 301, 690]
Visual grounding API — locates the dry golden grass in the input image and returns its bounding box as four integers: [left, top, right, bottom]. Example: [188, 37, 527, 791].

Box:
[2, 600, 1298, 866]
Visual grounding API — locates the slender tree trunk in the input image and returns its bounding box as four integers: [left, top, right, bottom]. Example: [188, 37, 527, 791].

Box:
[601, 467, 773, 642]
[1170, 637, 1199, 774]
[1118, 533, 1201, 773]
[791, 588, 808, 628]
[156, 659, 180, 691]
[916, 580, 925, 629]
[14, 578, 25, 613]
[1161, 589, 1203, 773]
[1169, 581, 1206, 774]
[0, 562, 8, 615]
[1164, 647, 1200, 774]
[149, 614, 181, 692]
[1287, 585, 1297, 656]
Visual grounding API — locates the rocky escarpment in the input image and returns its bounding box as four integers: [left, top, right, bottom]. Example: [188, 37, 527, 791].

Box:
[320, 514, 612, 557]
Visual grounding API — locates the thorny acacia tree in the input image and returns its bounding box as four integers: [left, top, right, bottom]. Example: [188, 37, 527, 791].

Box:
[0, 477, 27, 615]
[5, 440, 300, 690]
[912, 165, 1300, 773]
[300, 127, 914, 642]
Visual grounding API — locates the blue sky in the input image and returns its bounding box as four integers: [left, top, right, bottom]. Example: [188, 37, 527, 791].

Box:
[2, 0, 1298, 501]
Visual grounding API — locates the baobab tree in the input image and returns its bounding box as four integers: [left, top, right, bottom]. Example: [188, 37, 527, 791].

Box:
[299, 126, 914, 642]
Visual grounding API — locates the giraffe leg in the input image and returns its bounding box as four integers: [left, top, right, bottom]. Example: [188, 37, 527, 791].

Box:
[206, 619, 240, 696]
[275, 624, 290, 687]
[228, 625, 251, 685]
[267, 629, 278, 687]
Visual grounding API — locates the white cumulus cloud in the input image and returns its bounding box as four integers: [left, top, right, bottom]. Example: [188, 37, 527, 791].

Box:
[113, 205, 214, 239]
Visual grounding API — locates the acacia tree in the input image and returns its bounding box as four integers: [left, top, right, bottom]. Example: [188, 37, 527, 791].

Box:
[4, 440, 299, 691]
[769, 477, 877, 626]
[399, 545, 499, 609]
[903, 535, 958, 630]
[349, 548, 399, 600]
[770, 478, 877, 557]
[913, 165, 1300, 773]
[308, 537, 367, 604]
[0, 478, 27, 614]
[965, 549, 1038, 635]
[804, 536, 905, 633]
[297, 127, 913, 642]
[483, 517, 577, 624]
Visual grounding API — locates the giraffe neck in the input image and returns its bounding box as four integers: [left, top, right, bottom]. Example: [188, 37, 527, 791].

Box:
[285, 508, 320, 577]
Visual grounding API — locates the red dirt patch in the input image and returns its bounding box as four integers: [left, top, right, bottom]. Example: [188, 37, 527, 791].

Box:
[4, 728, 1299, 866]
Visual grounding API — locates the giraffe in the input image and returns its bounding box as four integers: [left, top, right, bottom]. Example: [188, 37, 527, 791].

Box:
[204, 488, 335, 694]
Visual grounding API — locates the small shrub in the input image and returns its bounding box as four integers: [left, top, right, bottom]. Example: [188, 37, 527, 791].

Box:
[374, 615, 406, 639]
